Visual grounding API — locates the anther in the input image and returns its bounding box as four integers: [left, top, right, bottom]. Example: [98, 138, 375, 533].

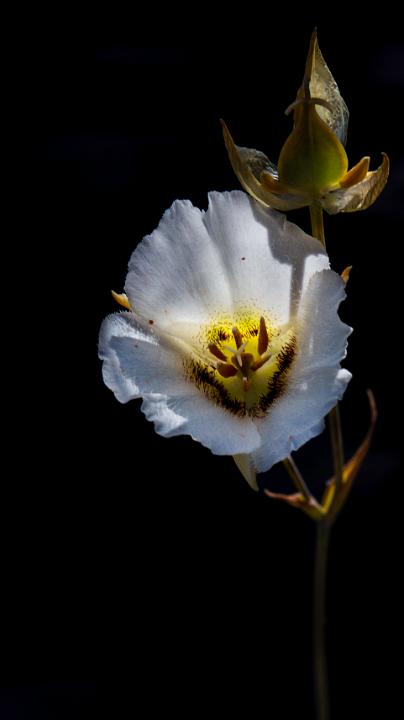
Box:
[251, 352, 272, 371]
[217, 361, 238, 379]
[232, 326, 243, 349]
[208, 343, 227, 361]
[258, 316, 269, 355]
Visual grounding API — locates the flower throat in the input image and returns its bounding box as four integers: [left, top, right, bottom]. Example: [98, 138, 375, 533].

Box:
[185, 313, 297, 417]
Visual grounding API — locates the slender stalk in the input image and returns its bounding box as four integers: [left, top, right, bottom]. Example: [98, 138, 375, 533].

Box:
[328, 404, 344, 491]
[309, 202, 344, 720]
[309, 203, 344, 490]
[313, 520, 331, 720]
[283, 455, 312, 502]
[309, 202, 326, 246]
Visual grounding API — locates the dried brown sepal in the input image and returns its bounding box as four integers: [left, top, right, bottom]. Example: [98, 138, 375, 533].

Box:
[339, 157, 370, 188]
[341, 266, 352, 284]
[264, 489, 325, 521]
[221, 119, 307, 211]
[322, 390, 378, 518]
[306, 29, 349, 145]
[111, 290, 132, 310]
[322, 154, 389, 214]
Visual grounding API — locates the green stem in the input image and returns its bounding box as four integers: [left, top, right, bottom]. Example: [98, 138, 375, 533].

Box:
[313, 521, 331, 720]
[309, 203, 344, 490]
[309, 202, 345, 720]
[328, 404, 344, 491]
[282, 455, 312, 502]
[309, 202, 326, 247]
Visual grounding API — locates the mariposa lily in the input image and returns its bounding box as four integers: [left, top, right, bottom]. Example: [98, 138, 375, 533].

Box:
[99, 191, 351, 489]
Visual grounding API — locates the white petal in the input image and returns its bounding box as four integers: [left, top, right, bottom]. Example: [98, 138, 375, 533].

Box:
[252, 368, 351, 472]
[125, 191, 329, 332]
[99, 311, 149, 402]
[99, 312, 261, 455]
[296, 269, 352, 371]
[141, 393, 261, 456]
[251, 269, 352, 473]
[203, 191, 330, 322]
[125, 199, 232, 330]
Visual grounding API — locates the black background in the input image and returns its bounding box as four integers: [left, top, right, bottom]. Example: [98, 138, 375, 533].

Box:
[5, 11, 402, 719]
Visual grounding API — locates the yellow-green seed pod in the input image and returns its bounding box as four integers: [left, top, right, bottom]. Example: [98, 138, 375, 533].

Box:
[278, 81, 348, 197]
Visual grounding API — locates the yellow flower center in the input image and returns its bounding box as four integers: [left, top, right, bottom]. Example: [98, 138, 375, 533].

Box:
[184, 313, 297, 417]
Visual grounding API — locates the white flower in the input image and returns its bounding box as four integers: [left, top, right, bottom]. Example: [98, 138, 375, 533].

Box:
[99, 191, 351, 487]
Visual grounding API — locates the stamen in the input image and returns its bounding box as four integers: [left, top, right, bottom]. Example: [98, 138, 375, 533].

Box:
[258, 316, 269, 355]
[232, 326, 243, 349]
[251, 352, 272, 371]
[240, 352, 254, 374]
[217, 361, 238, 379]
[208, 343, 227, 361]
